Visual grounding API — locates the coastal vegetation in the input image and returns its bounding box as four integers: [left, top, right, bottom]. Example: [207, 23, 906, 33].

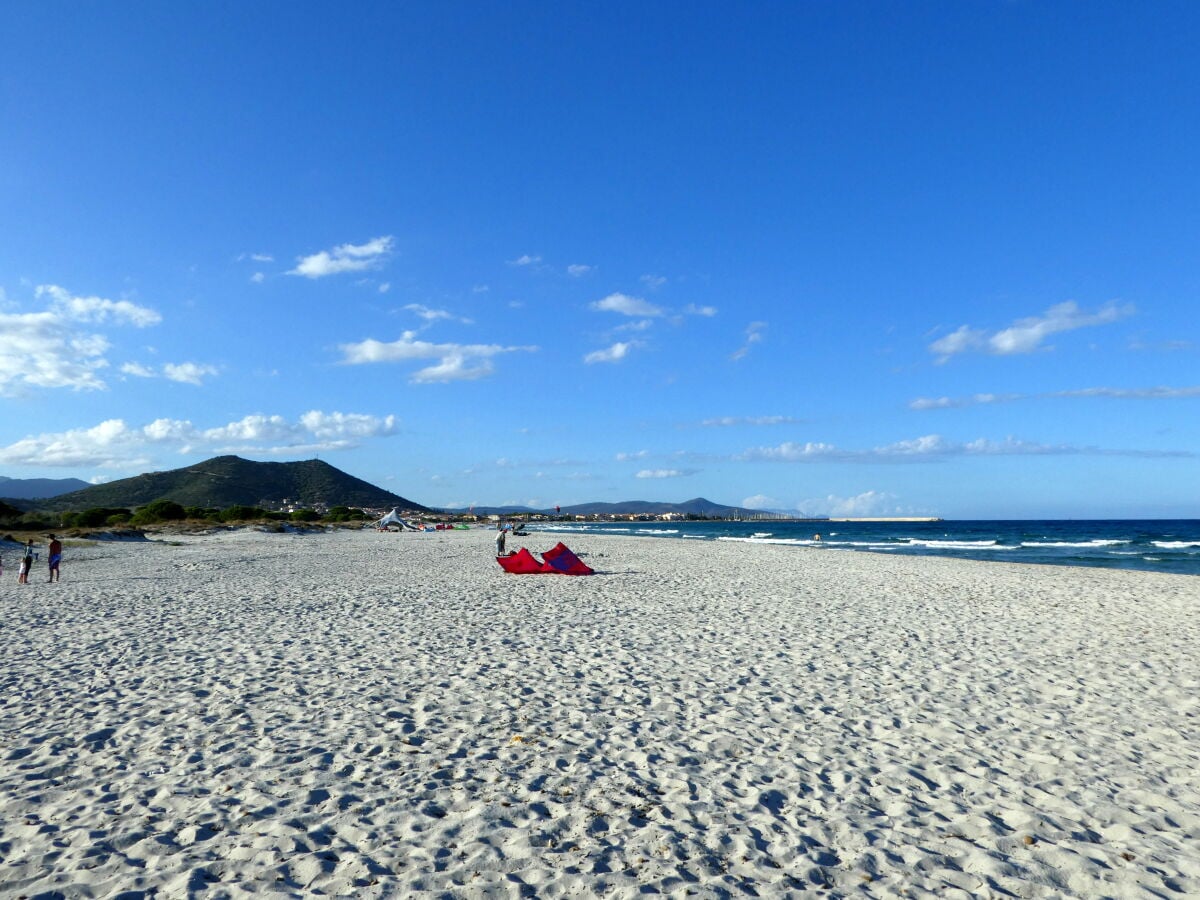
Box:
[0, 499, 372, 535]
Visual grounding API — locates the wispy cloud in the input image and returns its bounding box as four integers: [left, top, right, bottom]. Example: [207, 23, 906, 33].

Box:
[590, 293, 665, 317]
[911, 384, 1200, 410]
[929, 301, 1134, 363]
[0, 285, 161, 395]
[615, 450, 648, 461]
[289, 236, 394, 278]
[701, 415, 801, 427]
[730, 321, 766, 361]
[35, 284, 160, 327]
[741, 494, 780, 510]
[508, 254, 541, 267]
[403, 304, 474, 325]
[163, 362, 220, 385]
[250, 272, 266, 284]
[121, 361, 219, 386]
[238, 252, 274, 263]
[583, 341, 637, 364]
[640, 274, 667, 290]
[339, 332, 536, 382]
[740, 433, 1193, 462]
[0, 410, 399, 468]
[635, 468, 697, 479]
[567, 264, 593, 277]
[683, 303, 718, 317]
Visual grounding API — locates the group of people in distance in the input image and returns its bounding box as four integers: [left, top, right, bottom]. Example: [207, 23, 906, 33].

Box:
[9, 534, 62, 584]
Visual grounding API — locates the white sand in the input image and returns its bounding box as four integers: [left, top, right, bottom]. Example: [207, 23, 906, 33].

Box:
[2, 528, 1198, 898]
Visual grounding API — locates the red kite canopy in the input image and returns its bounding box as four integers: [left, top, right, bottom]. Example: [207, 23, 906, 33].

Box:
[497, 547, 545, 574]
[496, 541, 594, 575]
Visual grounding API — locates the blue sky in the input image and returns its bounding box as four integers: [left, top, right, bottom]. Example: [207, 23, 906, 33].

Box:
[2, 2, 1198, 518]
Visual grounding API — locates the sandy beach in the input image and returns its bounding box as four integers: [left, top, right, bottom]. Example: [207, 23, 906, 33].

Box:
[2, 528, 1198, 898]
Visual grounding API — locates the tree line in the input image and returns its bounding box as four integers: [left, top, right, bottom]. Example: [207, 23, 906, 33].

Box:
[0, 499, 371, 531]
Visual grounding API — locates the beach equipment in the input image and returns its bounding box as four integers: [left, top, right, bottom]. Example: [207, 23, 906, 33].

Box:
[496, 547, 545, 574]
[375, 508, 405, 529]
[540, 542, 594, 574]
[496, 541, 594, 575]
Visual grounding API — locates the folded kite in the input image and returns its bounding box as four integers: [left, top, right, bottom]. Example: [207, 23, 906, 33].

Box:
[497, 541, 594, 575]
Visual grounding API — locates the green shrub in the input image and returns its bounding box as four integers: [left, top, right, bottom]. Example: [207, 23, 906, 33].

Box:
[75, 507, 132, 527]
[219, 505, 267, 523]
[290, 508, 321, 522]
[132, 499, 187, 525]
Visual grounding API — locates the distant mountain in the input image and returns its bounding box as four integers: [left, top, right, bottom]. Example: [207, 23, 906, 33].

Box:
[561, 497, 772, 518]
[38, 456, 427, 512]
[445, 497, 780, 518]
[0, 475, 91, 500]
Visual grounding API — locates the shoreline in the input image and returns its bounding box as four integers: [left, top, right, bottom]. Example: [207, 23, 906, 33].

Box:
[2, 528, 1198, 896]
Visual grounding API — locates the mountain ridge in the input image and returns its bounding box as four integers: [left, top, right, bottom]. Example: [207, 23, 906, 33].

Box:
[0, 475, 91, 500]
[37, 456, 427, 512]
[442, 497, 779, 518]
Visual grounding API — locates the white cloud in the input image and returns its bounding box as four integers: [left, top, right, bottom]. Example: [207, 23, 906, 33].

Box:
[0, 410, 399, 469]
[683, 304, 718, 317]
[614, 318, 655, 333]
[289, 236, 394, 278]
[911, 385, 1200, 409]
[339, 331, 536, 383]
[730, 321, 766, 361]
[378, 282, 391, 293]
[635, 469, 695, 479]
[583, 341, 637, 364]
[404, 304, 473, 325]
[590, 293, 665, 317]
[741, 494, 780, 510]
[616, 450, 648, 461]
[567, 264, 593, 277]
[741, 432, 1193, 463]
[163, 362, 219, 385]
[121, 362, 156, 378]
[238, 252, 274, 263]
[930, 300, 1134, 362]
[640, 274, 667, 290]
[120, 361, 219, 386]
[805, 490, 899, 517]
[701, 415, 800, 427]
[35, 284, 161, 327]
[742, 441, 840, 461]
[508, 254, 541, 266]
[250, 272, 265, 284]
[0, 285, 161, 395]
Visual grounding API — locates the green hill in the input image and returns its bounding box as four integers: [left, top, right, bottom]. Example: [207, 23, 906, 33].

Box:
[40, 456, 426, 512]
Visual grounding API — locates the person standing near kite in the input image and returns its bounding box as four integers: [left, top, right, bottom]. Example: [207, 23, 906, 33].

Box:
[17, 539, 34, 584]
[495, 523, 507, 556]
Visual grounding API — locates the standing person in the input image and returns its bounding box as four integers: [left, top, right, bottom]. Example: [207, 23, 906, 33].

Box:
[47, 534, 62, 582]
[17, 539, 34, 584]
[495, 523, 507, 556]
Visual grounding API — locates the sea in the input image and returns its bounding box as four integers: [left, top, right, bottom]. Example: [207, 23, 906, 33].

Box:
[526, 519, 1200, 576]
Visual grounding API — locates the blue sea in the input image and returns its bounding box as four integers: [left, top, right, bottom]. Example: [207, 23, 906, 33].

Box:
[527, 519, 1200, 576]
